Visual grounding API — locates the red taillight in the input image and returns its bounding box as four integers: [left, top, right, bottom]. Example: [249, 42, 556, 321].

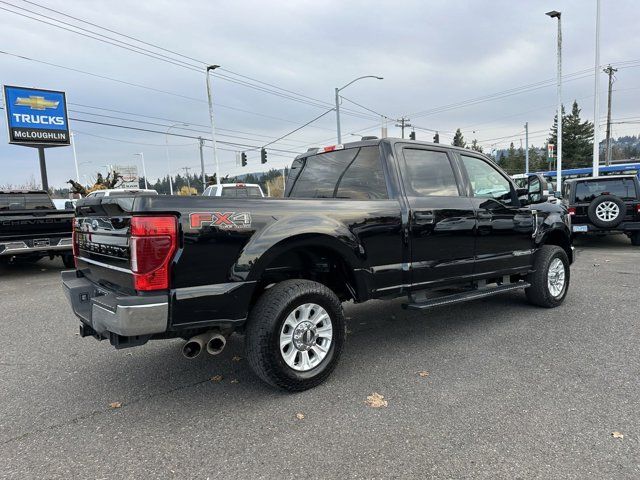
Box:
[130, 216, 177, 291]
[568, 207, 576, 216]
[636, 204, 640, 214]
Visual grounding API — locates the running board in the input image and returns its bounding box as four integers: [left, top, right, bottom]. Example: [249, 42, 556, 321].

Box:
[403, 282, 531, 310]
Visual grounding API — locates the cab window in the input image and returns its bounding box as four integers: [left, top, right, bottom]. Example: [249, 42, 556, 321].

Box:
[461, 155, 514, 204]
[400, 149, 460, 196]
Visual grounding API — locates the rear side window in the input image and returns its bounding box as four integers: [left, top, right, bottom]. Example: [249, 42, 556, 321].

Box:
[290, 149, 359, 198]
[401, 149, 459, 196]
[575, 179, 637, 202]
[335, 147, 388, 199]
[0, 194, 53, 210]
[221, 186, 262, 197]
[289, 146, 386, 199]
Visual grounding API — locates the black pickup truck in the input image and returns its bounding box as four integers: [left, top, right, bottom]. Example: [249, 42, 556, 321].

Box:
[1, 190, 74, 266]
[62, 138, 574, 391]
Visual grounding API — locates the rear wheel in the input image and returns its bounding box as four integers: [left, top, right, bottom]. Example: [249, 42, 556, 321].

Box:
[245, 279, 346, 391]
[587, 195, 625, 228]
[631, 231, 640, 246]
[526, 245, 570, 308]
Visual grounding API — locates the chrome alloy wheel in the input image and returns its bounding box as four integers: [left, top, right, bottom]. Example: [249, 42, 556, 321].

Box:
[279, 303, 333, 372]
[595, 201, 620, 222]
[547, 258, 566, 298]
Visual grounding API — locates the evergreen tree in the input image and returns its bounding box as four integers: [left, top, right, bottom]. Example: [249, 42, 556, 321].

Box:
[452, 128, 466, 148]
[470, 139, 483, 152]
[547, 100, 594, 169]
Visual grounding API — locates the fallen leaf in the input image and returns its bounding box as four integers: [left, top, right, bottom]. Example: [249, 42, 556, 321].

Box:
[210, 375, 223, 382]
[295, 412, 305, 420]
[593, 263, 600, 267]
[108, 402, 122, 409]
[365, 392, 388, 408]
[417, 370, 430, 378]
[611, 431, 624, 439]
[231, 356, 242, 362]
[230, 379, 239, 384]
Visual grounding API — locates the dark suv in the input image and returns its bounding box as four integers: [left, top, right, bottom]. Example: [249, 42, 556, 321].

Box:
[563, 175, 640, 245]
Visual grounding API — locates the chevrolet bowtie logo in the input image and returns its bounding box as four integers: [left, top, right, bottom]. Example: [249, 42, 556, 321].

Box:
[15, 95, 59, 110]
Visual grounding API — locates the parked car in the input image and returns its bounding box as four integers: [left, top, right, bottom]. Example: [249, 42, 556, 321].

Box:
[1, 190, 74, 266]
[52, 199, 77, 210]
[62, 138, 573, 391]
[203, 183, 265, 197]
[562, 175, 640, 245]
[85, 189, 158, 198]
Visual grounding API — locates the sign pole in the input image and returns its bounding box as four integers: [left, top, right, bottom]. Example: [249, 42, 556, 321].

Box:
[37, 146, 48, 191]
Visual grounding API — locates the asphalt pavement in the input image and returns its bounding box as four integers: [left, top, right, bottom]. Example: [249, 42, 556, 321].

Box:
[1, 234, 639, 479]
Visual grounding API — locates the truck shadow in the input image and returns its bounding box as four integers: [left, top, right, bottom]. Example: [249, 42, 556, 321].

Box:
[68, 290, 542, 404]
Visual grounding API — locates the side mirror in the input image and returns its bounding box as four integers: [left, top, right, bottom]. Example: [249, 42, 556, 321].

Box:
[527, 174, 549, 204]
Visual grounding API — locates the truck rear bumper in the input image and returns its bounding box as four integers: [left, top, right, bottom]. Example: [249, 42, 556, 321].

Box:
[61, 270, 168, 337]
[0, 237, 72, 256]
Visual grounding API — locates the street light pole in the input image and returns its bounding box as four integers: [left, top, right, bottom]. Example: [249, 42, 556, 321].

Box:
[133, 153, 148, 189]
[70, 132, 80, 182]
[165, 122, 188, 195]
[546, 10, 562, 191]
[206, 65, 221, 185]
[335, 75, 383, 144]
[592, 0, 601, 176]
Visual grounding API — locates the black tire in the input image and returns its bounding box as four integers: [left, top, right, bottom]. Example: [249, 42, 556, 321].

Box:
[525, 245, 570, 308]
[245, 279, 346, 392]
[631, 231, 640, 246]
[61, 253, 75, 268]
[587, 195, 625, 228]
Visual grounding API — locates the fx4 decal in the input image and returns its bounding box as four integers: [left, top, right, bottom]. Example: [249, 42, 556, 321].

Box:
[189, 212, 252, 230]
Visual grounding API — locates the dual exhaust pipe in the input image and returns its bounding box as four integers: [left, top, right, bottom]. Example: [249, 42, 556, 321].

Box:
[182, 331, 227, 359]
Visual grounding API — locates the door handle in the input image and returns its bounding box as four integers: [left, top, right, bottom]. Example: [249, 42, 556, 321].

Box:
[414, 211, 435, 223]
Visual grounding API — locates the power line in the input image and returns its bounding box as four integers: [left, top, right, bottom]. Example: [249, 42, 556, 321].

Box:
[0, 2, 377, 120]
[17, 0, 357, 111]
[261, 108, 336, 149]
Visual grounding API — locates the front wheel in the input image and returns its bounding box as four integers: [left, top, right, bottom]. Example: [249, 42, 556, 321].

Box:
[245, 279, 346, 392]
[525, 245, 570, 308]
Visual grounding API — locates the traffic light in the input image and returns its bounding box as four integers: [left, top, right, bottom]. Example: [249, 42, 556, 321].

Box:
[241, 152, 247, 167]
[433, 132, 440, 143]
[260, 148, 267, 164]
[409, 131, 416, 140]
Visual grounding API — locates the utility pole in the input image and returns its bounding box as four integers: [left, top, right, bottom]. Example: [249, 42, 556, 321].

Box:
[603, 65, 617, 166]
[206, 65, 221, 185]
[70, 132, 80, 182]
[181, 166, 192, 190]
[395, 117, 411, 139]
[524, 122, 529, 174]
[198, 137, 206, 192]
[546, 10, 563, 190]
[592, 0, 601, 177]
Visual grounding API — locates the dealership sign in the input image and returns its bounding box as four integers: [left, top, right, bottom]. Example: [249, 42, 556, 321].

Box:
[3, 85, 70, 146]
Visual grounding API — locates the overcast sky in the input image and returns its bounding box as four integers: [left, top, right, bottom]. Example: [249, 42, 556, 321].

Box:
[1, 0, 639, 189]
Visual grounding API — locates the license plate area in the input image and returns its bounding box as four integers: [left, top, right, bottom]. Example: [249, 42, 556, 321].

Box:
[33, 238, 50, 247]
[572, 225, 588, 232]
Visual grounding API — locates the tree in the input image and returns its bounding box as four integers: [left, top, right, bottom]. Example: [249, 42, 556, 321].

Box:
[547, 100, 594, 169]
[470, 139, 483, 152]
[452, 128, 466, 148]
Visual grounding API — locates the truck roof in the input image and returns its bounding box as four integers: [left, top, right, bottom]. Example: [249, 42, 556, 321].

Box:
[563, 175, 638, 183]
[295, 137, 489, 161]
